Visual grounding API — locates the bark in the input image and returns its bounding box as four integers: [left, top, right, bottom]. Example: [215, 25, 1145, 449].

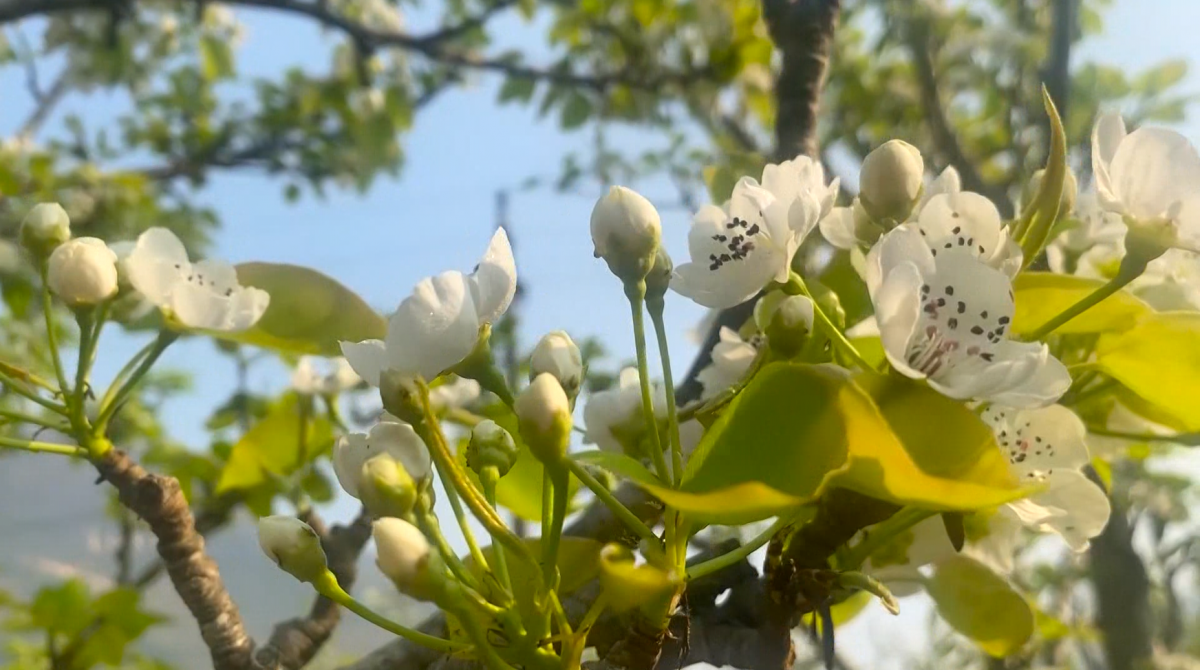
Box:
[763, 0, 841, 162]
[1088, 500, 1153, 670]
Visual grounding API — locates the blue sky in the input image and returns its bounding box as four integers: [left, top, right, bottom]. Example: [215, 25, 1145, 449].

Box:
[3, 1, 1200, 666]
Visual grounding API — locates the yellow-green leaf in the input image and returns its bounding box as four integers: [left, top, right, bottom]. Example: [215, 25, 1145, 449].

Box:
[219, 263, 386, 356]
[598, 545, 678, 613]
[467, 537, 603, 624]
[216, 394, 331, 493]
[1012, 273, 1150, 336]
[1095, 311, 1200, 429]
[926, 556, 1034, 657]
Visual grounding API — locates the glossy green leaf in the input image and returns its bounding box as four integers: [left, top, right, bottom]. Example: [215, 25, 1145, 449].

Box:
[927, 556, 1034, 657]
[1012, 273, 1150, 336]
[1095, 312, 1200, 429]
[216, 263, 386, 356]
[216, 393, 332, 493]
[631, 363, 1023, 525]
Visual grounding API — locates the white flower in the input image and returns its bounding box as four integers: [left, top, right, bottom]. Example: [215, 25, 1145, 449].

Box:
[341, 228, 516, 385]
[590, 186, 662, 283]
[696, 327, 758, 400]
[910, 192, 1022, 277]
[583, 367, 667, 454]
[373, 517, 434, 598]
[291, 356, 360, 395]
[866, 225, 1070, 406]
[859, 139, 925, 223]
[428, 375, 482, 410]
[124, 228, 269, 332]
[530, 330, 583, 398]
[257, 515, 327, 582]
[515, 373, 572, 462]
[21, 202, 71, 253]
[1092, 112, 1200, 249]
[983, 404, 1111, 551]
[820, 167, 963, 251]
[47, 238, 119, 306]
[756, 154, 840, 220]
[1046, 193, 1127, 274]
[333, 421, 431, 499]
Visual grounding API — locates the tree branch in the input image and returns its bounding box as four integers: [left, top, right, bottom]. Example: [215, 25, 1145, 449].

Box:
[93, 448, 253, 670]
[1088, 497, 1153, 670]
[1042, 0, 1075, 148]
[763, 0, 840, 161]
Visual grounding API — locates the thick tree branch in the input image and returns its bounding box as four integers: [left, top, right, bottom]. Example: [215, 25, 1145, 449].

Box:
[1042, 0, 1075, 146]
[93, 448, 253, 670]
[254, 508, 374, 670]
[1089, 498, 1153, 670]
[904, 15, 1013, 217]
[763, 0, 840, 162]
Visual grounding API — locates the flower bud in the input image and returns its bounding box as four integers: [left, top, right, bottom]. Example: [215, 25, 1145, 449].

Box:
[466, 419, 518, 477]
[644, 247, 673, 305]
[373, 517, 442, 601]
[379, 369, 423, 425]
[47, 237, 119, 306]
[530, 331, 583, 402]
[20, 203, 71, 257]
[515, 373, 572, 465]
[859, 140, 925, 224]
[764, 295, 815, 358]
[360, 455, 419, 518]
[333, 422, 431, 502]
[258, 516, 329, 583]
[1024, 166, 1078, 219]
[590, 186, 662, 285]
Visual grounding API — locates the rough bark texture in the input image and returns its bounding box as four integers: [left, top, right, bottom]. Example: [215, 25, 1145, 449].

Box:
[1088, 500, 1153, 670]
[254, 509, 374, 669]
[763, 0, 840, 162]
[93, 449, 254, 670]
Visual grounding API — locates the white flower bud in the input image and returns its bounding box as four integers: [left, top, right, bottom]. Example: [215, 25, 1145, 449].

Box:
[764, 295, 816, 358]
[515, 373, 572, 465]
[21, 203, 71, 257]
[257, 516, 328, 583]
[466, 419, 519, 476]
[590, 186, 662, 285]
[530, 331, 583, 401]
[373, 517, 439, 601]
[47, 237, 118, 306]
[859, 140, 925, 223]
[360, 455, 419, 518]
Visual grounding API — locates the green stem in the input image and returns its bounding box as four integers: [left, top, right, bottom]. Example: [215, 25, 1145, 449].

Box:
[565, 458, 659, 544]
[0, 369, 67, 414]
[73, 309, 95, 403]
[453, 601, 518, 670]
[842, 506, 936, 569]
[95, 330, 179, 433]
[787, 274, 877, 372]
[0, 407, 68, 430]
[687, 514, 792, 581]
[479, 469, 514, 596]
[541, 466, 569, 588]
[839, 571, 899, 615]
[98, 338, 158, 410]
[415, 505, 483, 593]
[432, 464, 491, 583]
[0, 435, 87, 457]
[647, 299, 683, 487]
[39, 266, 70, 397]
[1025, 272, 1137, 341]
[314, 572, 467, 654]
[625, 282, 670, 483]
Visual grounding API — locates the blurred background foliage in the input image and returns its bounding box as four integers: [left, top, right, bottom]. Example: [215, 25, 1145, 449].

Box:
[0, 0, 1197, 668]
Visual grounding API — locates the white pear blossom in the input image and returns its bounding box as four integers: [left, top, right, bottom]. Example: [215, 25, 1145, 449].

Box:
[341, 228, 516, 385]
[982, 404, 1111, 551]
[859, 139, 925, 223]
[333, 421, 431, 500]
[124, 228, 269, 332]
[428, 375, 482, 410]
[291, 356, 360, 395]
[373, 517, 435, 598]
[1092, 112, 1200, 249]
[696, 327, 759, 401]
[21, 202, 71, 253]
[530, 330, 584, 398]
[590, 186, 662, 283]
[583, 367, 667, 454]
[866, 225, 1070, 406]
[911, 192, 1022, 278]
[821, 166, 963, 251]
[47, 238, 119, 306]
[257, 516, 328, 582]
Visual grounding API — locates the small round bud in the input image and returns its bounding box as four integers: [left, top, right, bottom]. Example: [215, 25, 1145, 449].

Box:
[644, 247, 673, 304]
[859, 140, 925, 224]
[466, 419, 518, 477]
[590, 186, 662, 285]
[515, 373, 572, 465]
[530, 331, 583, 401]
[765, 295, 815, 358]
[360, 455, 419, 518]
[373, 517, 442, 601]
[47, 237, 118, 306]
[379, 370, 423, 425]
[1024, 166, 1078, 218]
[257, 516, 329, 583]
[21, 203, 71, 257]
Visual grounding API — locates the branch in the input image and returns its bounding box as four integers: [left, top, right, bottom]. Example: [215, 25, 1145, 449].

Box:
[763, 0, 841, 161]
[1042, 0, 1075, 157]
[1088, 495, 1153, 670]
[903, 14, 1013, 217]
[254, 508, 374, 670]
[93, 449, 253, 670]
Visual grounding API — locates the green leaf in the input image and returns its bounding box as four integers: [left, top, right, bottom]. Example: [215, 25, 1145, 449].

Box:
[572, 450, 661, 487]
[29, 580, 91, 636]
[218, 263, 386, 356]
[498, 77, 536, 103]
[926, 556, 1034, 657]
[77, 588, 164, 666]
[1015, 88, 1067, 268]
[199, 36, 235, 80]
[216, 393, 332, 493]
[560, 92, 593, 129]
[598, 545, 678, 613]
[1011, 273, 1150, 336]
[631, 363, 1023, 525]
[1095, 312, 1200, 430]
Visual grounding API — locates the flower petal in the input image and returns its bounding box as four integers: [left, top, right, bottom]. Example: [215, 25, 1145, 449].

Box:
[1110, 126, 1200, 222]
[340, 339, 389, 386]
[369, 421, 432, 481]
[126, 227, 190, 307]
[865, 225, 936, 295]
[915, 192, 1006, 266]
[1091, 112, 1127, 210]
[818, 206, 860, 250]
[1007, 469, 1110, 551]
[983, 404, 1091, 479]
[469, 227, 517, 325]
[873, 261, 925, 380]
[386, 271, 480, 380]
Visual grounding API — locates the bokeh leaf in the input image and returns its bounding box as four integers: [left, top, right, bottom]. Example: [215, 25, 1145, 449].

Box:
[926, 556, 1034, 657]
[1012, 273, 1149, 336]
[216, 393, 332, 493]
[1095, 311, 1200, 429]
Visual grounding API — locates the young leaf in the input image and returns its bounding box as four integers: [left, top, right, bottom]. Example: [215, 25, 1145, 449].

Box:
[1095, 312, 1200, 430]
[215, 393, 332, 493]
[1012, 272, 1149, 336]
[1015, 88, 1067, 268]
[926, 556, 1034, 657]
